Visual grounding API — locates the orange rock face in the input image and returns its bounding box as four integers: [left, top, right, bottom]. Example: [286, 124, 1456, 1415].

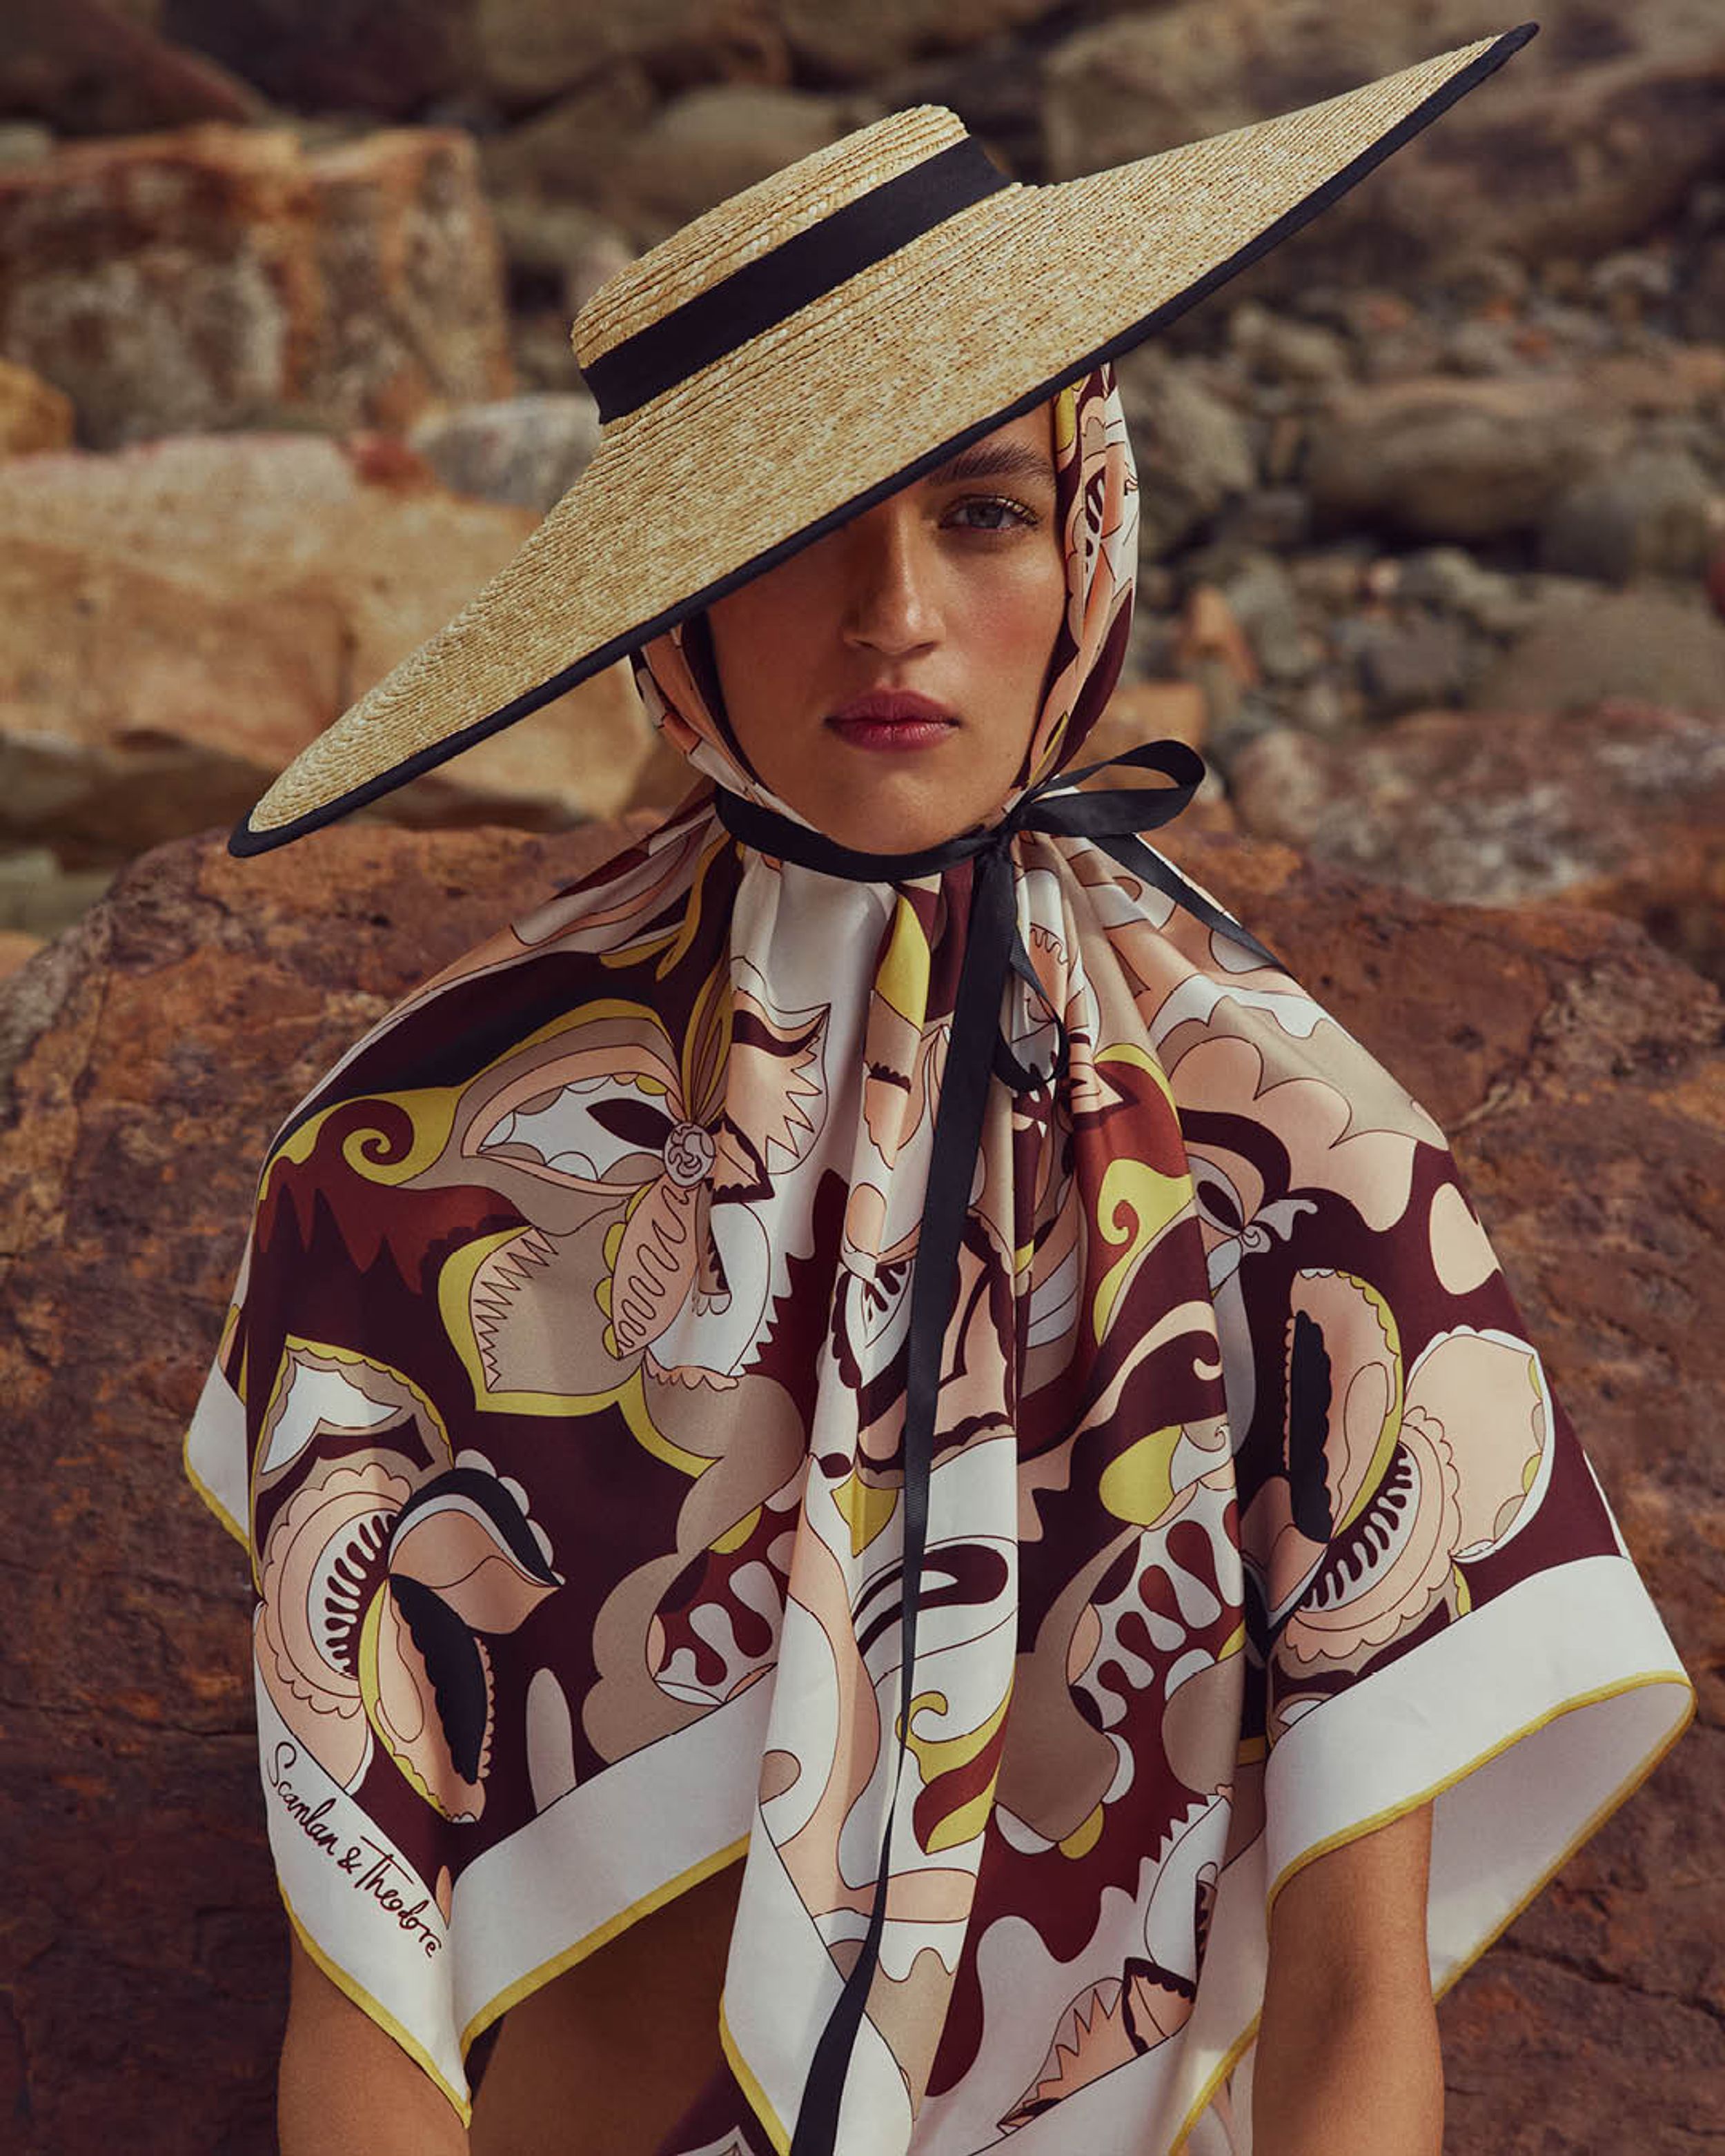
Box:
[1226, 701, 1725, 987]
[0, 123, 513, 448]
[0, 357, 72, 455]
[0, 434, 660, 858]
[1, 820, 1718, 2151]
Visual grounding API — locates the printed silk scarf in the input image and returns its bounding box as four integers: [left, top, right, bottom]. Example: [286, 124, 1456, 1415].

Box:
[187, 363, 1690, 2156]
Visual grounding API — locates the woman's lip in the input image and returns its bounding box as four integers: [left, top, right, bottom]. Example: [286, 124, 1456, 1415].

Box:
[825, 691, 959, 749]
[825, 715, 958, 752]
[828, 691, 958, 724]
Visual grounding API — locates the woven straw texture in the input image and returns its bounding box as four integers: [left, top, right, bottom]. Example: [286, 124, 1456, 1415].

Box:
[246, 34, 1503, 838]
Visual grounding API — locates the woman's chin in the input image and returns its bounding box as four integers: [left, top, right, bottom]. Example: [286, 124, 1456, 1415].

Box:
[793, 774, 1005, 856]
[822, 806, 985, 855]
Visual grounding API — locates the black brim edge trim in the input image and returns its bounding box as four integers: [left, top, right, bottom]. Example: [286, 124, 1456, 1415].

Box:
[230, 21, 1537, 860]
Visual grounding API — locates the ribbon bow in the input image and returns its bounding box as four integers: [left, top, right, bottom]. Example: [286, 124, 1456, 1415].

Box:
[715, 740, 1282, 2155]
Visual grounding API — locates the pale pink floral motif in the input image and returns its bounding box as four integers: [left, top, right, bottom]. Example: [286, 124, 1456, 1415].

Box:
[256, 1420, 560, 1821]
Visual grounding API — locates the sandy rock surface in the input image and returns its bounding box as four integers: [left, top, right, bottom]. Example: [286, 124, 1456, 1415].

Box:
[1470, 587, 1725, 718]
[0, 815, 1717, 2153]
[0, 123, 512, 446]
[1, 0, 262, 135]
[473, 0, 788, 111]
[161, 0, 478, 121]
[0, 355, 71, 454]
[0, 433, 658, 856]
[1228, 700, 1725, 984]
[1043, 1, 1725, 281]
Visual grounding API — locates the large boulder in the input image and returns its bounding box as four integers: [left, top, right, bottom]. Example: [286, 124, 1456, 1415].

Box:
[1114, 347, 1257, 558]
[406, 390, 603, 513]
[473, 0, 787, 111]
[0, 434, 658, 859]
[1300, 375, 1621, 544]
[1041, 0, 1725, 283]
[1, 0, 263, 135]
[0, 125, 513, 448]
[159, 0, 479, 121]
[1539, 445, 1720, 584]
[0, 357, 73, 455]
[1472, 588, 1725, 718]
[595, 83, 878, 249]
[0, 818, 1717, 2152]
[1228, 702, 1725, 985]
[773, 0, 1054, 85]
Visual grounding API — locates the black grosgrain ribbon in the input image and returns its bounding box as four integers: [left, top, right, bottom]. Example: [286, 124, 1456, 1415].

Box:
[716, 739, 1281, 2155]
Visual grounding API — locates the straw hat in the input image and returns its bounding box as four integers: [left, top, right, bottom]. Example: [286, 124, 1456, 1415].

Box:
[233, 23, 1537, 855]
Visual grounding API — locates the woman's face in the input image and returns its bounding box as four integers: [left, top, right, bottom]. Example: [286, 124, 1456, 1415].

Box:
[704, 404, 1065, 853]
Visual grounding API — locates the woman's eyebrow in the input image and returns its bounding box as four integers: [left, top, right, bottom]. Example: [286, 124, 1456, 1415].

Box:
[919, 442, 1058, 488]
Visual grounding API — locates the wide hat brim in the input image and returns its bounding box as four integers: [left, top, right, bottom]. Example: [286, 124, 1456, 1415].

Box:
[233, 23, 1537, 855]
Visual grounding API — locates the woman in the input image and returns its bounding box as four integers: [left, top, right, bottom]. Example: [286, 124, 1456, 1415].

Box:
[186, 34, 1693, 2156]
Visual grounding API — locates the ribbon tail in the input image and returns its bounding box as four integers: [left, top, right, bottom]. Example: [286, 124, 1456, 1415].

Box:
[1101, 832, 1287, 975]
[789, 851, 1018, 2156]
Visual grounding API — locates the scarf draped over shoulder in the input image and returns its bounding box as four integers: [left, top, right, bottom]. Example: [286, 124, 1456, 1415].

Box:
[186, 363, 1691, 2156]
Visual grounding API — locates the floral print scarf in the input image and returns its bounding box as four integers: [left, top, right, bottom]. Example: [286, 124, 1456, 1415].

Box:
[186, 363, 1690, 2155]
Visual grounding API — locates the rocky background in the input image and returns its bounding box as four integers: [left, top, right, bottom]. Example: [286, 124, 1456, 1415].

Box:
[0, 2, 1719, 2151]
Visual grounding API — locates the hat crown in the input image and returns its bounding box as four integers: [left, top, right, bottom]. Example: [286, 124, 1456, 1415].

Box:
[571, 104, 972, 370]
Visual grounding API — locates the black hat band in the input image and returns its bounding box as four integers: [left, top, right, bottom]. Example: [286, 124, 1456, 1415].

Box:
[580, 136, 1013, 424]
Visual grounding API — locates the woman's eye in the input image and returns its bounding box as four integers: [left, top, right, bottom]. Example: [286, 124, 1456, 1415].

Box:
[947, 494, 1038, 533]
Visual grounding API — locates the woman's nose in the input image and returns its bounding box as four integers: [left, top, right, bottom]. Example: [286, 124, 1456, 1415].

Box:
[838, 507, 942, 656]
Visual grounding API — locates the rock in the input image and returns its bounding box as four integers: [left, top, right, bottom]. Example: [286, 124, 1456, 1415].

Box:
[3, 815, 1717, 2146]
[2, 0, 264, 135]
[1584, 342, 1725, 419]
[0, 122, 55, 166]
[1474, 589, 1725, 718]
[1228, 701, 1725, 983]
[1043, 1, 1725, 286]
[0, 815, 659, 2156]
[1175, 586, 1257, 682]
[598, 84, 876, 250]
[1085, 678, 1209, 756]
[863, 34, 1045, 175]
[0, 929, 43, 979]
[0, 848, 112, 936]
[1301, 376, 1620, 543]
[288, 129, 516, 437]
[1394, 547, 1538, 638]
[1440, 317, 1530, 379]
[0, 126, 513, 448]
[159, 0, 478, 122]
[408, 393, 602, 513]
[1212, 553, 1311, 684]
[1115, 348, 1256, 558]
[1041, 0, 1508, 177]
[487, 196, 637, 324]
[1588, 245, 1677, 324]
[506, 310, 590, 395]
[1212, 486, 1312, 554]
[475, 0, 787, 111]
[1679, 230, 1725, 343]
[1538, 447, 1719, 584]
[774, 0, 1051, 84]
[1348, 613, 1476, 718]
[0, 354, 72, 453]
[478, 68, 660, 215]
[0, 434, 661, 857]
[1225, 301, 1352, 389]
[0, 537, 345, 858]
